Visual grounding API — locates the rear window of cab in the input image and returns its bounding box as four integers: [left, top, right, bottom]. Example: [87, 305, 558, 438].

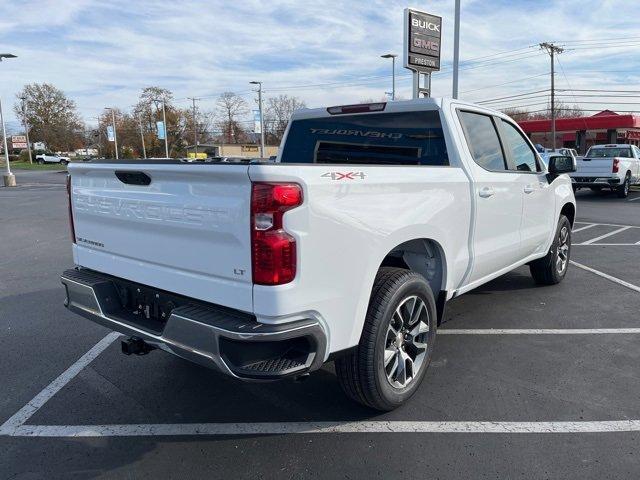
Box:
[280, 111, 449, 166]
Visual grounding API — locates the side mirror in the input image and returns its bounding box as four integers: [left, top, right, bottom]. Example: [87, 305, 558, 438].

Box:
[548, 155, 576, 174]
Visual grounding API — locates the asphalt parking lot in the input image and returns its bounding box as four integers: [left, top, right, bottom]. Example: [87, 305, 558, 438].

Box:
[1, 171, 639, 479]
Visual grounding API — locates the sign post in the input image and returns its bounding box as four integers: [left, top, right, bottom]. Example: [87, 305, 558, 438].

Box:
[403, 8, 442, 99]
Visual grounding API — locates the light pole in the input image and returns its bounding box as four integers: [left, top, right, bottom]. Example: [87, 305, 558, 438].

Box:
[381, 54, 397, 101]
[1, 53, 17, 187]
[452, 0, 461, 99]
[153, 99, 169, 158]
[188, 97, 199, 158]
[138, 116, 147, 159]
[250, 81, 265, 158]
[19, 95, 33, 164]
[105, 108, 119, 160]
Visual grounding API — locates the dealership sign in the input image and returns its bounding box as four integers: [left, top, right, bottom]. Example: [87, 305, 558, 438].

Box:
[11, 136, 28, 149]
[403, 8, 442, 73]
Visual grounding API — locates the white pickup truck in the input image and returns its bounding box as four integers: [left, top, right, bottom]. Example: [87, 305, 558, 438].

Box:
[36, 152, 70, 165]
[570, 143, 640, 197]
[61, 98, 577, 410]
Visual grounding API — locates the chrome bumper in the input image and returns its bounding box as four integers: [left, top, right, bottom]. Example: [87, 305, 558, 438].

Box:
[61, 268, 326, 380]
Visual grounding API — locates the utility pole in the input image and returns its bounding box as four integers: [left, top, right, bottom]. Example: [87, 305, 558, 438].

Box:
[540, 42, 563, 150]
[105, 108, 119, 160]
[138, 117, 147, 159]
[19, 96, 33, 164]
[188, 97, 199, 158]
[452, 0, 461, 99]
[250, 81, 265, 158]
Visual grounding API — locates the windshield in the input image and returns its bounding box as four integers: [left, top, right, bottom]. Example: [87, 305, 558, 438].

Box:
[280, 111, 449, 166]
[587, 147, 632, 158]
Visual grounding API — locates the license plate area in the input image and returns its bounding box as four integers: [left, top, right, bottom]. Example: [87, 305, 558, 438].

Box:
[109, 279, 191, 334]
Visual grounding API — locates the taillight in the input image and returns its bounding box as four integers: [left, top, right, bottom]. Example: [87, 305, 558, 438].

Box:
[612, 159, 619, 173]
[251, 183, 302, 285]
[66, 175, 76, 243]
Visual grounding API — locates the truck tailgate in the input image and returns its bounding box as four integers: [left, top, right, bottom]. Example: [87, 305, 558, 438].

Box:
[68, 162, 253, 312]
[571, 157, 614, 177]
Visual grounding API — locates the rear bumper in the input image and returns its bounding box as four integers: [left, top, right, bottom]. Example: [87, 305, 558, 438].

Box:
[571, 176, 620, 187]
[61, 268, 327, 380]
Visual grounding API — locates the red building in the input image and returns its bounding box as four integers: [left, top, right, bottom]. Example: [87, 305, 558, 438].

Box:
[517, 110, 640, 154]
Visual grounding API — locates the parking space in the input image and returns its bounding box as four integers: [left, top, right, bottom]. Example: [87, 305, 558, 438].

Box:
[2, 171, 640, 479]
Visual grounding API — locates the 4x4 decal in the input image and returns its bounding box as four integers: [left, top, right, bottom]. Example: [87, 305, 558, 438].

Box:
[321, 171, 366, 181]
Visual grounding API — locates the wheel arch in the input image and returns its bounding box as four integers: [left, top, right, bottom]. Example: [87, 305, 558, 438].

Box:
[560, 202, 575, 227]
[378, 238, 448, 325]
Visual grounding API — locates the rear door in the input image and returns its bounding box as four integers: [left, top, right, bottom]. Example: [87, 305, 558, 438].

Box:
[69, 162, 254, 312]
[457, 110, 523, 283]
[497, 119, 555, 257]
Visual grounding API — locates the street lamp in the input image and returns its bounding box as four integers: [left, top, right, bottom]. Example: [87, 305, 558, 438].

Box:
[381, 54, 397, 101]
[249, 81, 265, 158]
[1, 52, 17, 187]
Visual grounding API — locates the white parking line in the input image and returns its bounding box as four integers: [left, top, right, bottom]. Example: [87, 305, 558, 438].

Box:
[440, 328, 640, 334]
[571, 224, 597, 233]
[578, 226, 631, 245]
[628, 196, 640, 202]
[574, 221, 640, 229]
[0, 332, 120, 435]
[574, 243, 638, 246]
[9, 420, 640, 437]
[570, 260, 640, 294]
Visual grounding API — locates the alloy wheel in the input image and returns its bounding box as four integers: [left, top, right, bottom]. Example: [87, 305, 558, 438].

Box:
[556, 225, 570, 274]
[383, 295, 430, 389]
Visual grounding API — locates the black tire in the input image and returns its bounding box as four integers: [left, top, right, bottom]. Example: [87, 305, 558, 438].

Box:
[616, 173, 630, 198]
[60, 159, 68, 165]
[37, 159, 44, 165]
[529, 215, 572, 285]
[335, 267, 437, 411]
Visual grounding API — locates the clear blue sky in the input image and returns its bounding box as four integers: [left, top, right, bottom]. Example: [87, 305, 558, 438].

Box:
[1, 0, 639, 130]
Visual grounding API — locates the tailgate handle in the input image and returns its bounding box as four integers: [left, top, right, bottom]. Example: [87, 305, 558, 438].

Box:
[115, 171, 151, 186]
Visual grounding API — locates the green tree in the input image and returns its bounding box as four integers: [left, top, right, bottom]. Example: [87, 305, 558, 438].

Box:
[13, 83, 84, 152]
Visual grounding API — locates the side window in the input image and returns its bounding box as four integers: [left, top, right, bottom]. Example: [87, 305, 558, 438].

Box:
[458, 111, 507, 171]
[633, 146, 640, 159]
[500, 120, 539, 172]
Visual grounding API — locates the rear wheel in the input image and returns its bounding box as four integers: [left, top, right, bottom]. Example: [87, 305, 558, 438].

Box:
[616, 173, 630, 198]
[529, 215, 571, 285]
[60, 159, 69, 165]
[37, 158, 44, 165]
[335, 267, 437, 411]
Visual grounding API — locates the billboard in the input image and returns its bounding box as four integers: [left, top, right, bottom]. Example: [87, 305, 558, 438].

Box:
[404, 8, 442, 73]
[11, 135, 27, 149]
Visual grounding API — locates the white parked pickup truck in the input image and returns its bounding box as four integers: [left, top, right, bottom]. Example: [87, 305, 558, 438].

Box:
[61, 98, 577, 410]
[570, 144, 640, 197]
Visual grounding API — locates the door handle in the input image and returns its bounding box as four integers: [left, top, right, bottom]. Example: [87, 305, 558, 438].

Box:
[523, 184, 535, 194]
[478, 187, 495, 198]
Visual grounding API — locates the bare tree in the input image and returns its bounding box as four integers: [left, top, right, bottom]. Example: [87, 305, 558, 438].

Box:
[215, 92, 248, 144]
[265, 94, 306, 144]
[14, 83, 84, 152]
